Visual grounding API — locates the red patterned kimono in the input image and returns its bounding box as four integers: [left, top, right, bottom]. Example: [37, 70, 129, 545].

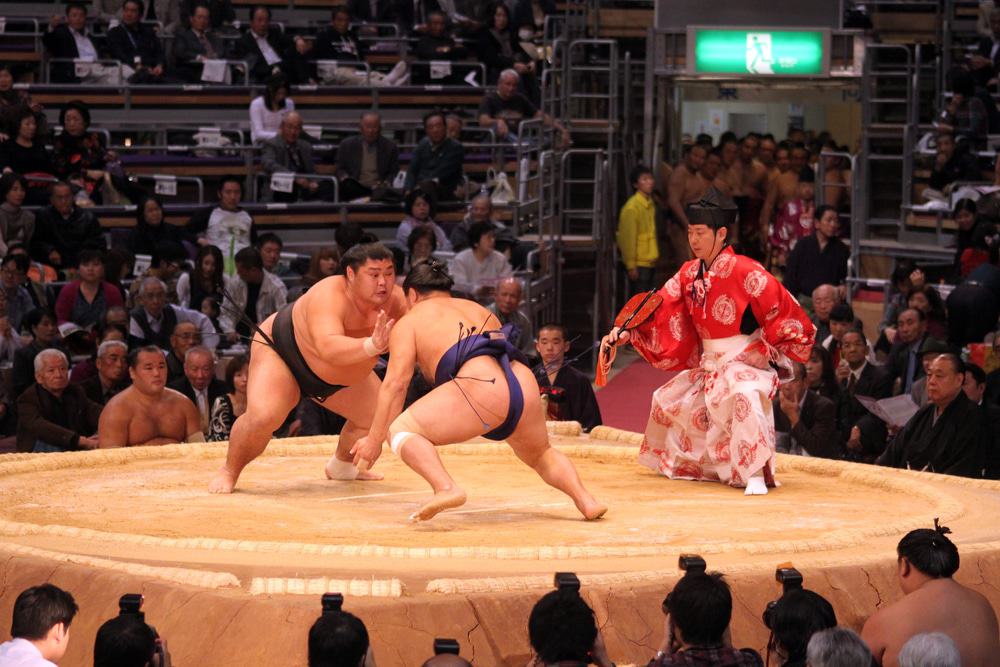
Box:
[629, 247, 815, 487]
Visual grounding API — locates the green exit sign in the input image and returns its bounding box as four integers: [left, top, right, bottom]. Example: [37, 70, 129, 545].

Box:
[687, 27, 830, 77]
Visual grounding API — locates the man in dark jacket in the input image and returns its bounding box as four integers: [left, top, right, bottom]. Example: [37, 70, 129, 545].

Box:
[172, 2, 227, 82]
[42, 2, 104, 84]
[774, 361, 843, 459]
[30, 182, 104, 273]
[234, 5, 294, 83]
[16, 348, 102, 452]
[107, 0, 175, 84]
[332, 112, 400, 200]
[167, 345, 226, 435]
[80, 340, 130, 405]
[403, 110, 465, 201]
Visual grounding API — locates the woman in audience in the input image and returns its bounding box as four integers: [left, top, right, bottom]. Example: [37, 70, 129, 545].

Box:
[249, 73, 294, 144]
[951, 198, 979, 277]
[805, 344, 840, 402]
[208, 353, 249, 441]
[290, 246, 340, 300]
[103, 247, 134, 301]
[474, 1, 539, 103]
[0, 172, 35, 256]
[0, 65, 46, 143]
[907, 285, 948, 341]
[449, 221, 513, 299]
[11, 307, 62, 397]
[395, 188, 451, 250]
[54, 249, 124, 329]
[511, 0, 556, 42]
[52, 101, 115, 205]
[406, 225, 437, 273]
[132, 196, 189, 257]
[177, 244, 227, 310]
[0, 108, 57, 206]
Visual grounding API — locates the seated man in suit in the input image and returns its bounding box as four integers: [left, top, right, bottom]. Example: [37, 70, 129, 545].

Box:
[332, 112, 400, 201]
[774, 361, 842, 459]
[165, 321, 202, 382]
[963, 363, 1000, 479]
[235, 5, 294, 84]
[403, 111, 465, 202]
[172, 2, 227, 83]
[107, 0, 177, 84]
[81, 339, 130, 405]
[887, 308, 932, 396]
[168, 345, 226, 436]
[837, 330, 894, 462]
[16, 348, 102, 452]
[261, 112, 328, 203]
[42, 2, 105, 84]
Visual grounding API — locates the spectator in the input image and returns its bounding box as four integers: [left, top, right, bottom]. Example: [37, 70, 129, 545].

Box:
[487, 276, 533, 358]
[0, 172, 35, 256]
[929, 133, 979, 192]
[69, 320, 125, 383]
[16, 348, 101, 452]
[54, 249, 124, 328]
[878, 262, 921, 344]
[906, 285, 948, 342]
[965, 363, 1000, 479]
[126, 242, 186, 307]
[0, 109, 57, 206]
[403, 111, 465, 201]
[52, 101, 115, 204]
[534, 323, 602, 431]
[651, 572, 763, 666]
[249, 73, 294, 144]
[512, 0, 556, 40]
[12, 308, 62, 398]
[887, 308, 932, 395]
[805, 628, 872, 667]
[616, 164, 658, 295]
[395, 188, 452, 250]
[99, 345, 203, 447]
[182, 0, 235, 31]
[169, 345, 226, 435]
[478, 69, 569, 147]
[446, 114, 464, 141]
[81, 339, 129, 405]
[937, 69, 989, 145]
[235, 6, 294, 84]
[164, 320, 202, 382]
[30, 181, 104, 274]
[0, 66, 46, 144]
[5, 243, 49, 308]
[474, 2, 538, 102]
[189, 176, 256, 275]
[294, 245, 340, 296]
[219, 246, 287, 340]
[173, 2, 227, 83]
[208, 353, 248, 441]
[0, 288, 24, 365]
[129, 277, 219, 350]
[898, 633, 962, 667]
[107, 0, 176, 84]
[256, 232, 291, 277]
[769, 166, 816, 268]
[878, 354, 987, 476]
[449, 222, 513, 298]
[313, 6, 408, 86]
[837, 330, 892, 463]
[810, 284, 838, 343]
[176, 244, 227, 310]
[308, 609, 373, 667]
[94, 0, 180, 31]
[131, 196, 188, 258]
[528, 589, 612, 667]
[951, 199, 980, 276]
[774, 361, 842, 459]
[955, 220, 998, 280]
[0, 584, 77, 666]
[415, 11, 469, 62]
[862, 523, 1000, 666]
[449, 194, 514, 254]
[820, 303, 861, 368]
[2, 252, 36, 331]
[404, 226, 437, 276]
[805, 344, 840, 403]
[92, 611, 164, 667]
[42, 2, 104, 84]
[332, 112, 401, 202]
[765, 588, 837, 667]
[782, 204, 848, 299]
[261, 112, 325, 203]
[909, 338, 953, 409]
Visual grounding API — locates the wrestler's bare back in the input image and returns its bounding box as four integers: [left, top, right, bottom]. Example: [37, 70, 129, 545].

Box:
[405, 298, 504, 384]
[100, 387, 198, 447]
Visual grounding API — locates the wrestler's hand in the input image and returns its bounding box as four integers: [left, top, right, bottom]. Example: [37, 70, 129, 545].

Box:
[350, 435, 384, 470]
[370, 310, 395, 353]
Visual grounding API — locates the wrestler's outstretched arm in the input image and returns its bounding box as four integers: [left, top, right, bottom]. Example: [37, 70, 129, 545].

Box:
[351, 320, 417, 469]
[317, 309, 396, 363]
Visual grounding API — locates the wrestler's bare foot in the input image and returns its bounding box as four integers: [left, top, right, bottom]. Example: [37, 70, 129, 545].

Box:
[324, 455, 385, 481]
[744, 477, 769, 496]
[410, 487, 467, 522]
[208, 467, 238, 494]
[576, 496, 608, 521]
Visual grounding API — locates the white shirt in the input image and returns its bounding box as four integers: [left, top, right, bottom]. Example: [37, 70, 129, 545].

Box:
[71, 28, 98, 61]
[203, 207, 255, 270]
[449, 248, 513, 296]
[249, 95, 294, 144]
[0, 638, 57, 667]
[253, 31, 282, 66]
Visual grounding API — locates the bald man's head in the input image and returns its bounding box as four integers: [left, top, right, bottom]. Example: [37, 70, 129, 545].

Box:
[494, 277, 523, 315]
[421, 655, 472, 667]
[281, 111, 303, 143]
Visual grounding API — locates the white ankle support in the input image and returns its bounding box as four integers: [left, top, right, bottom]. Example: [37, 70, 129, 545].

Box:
[390, 431, 413, 456]
[327, 457, 359, 480]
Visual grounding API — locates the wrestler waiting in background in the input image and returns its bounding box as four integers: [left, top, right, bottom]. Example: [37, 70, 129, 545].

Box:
[350, 258, 606, 522]
[601, 188, 815, 495]
[208, 243, 408, 493]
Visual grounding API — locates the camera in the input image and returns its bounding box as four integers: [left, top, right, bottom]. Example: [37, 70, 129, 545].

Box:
[763, 567, 805, 629]
[321, 593, 344, 615]
[118, 593, 164, 664]
[434, 638, 460, 655]
[554, 572, 581, 593]
[678, 554, 706, 575]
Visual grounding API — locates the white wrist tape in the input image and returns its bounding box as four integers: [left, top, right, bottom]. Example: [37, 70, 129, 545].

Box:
[362, 336, 384, 357]
[326, 457, 359, 480]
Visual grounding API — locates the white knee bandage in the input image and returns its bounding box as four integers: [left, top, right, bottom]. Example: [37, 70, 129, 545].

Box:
[390, 431, 413, 456]
[326, 457, 359, 480]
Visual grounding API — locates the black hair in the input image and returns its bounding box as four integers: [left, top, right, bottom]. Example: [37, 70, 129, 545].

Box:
[814, 204, 837, 222]
[59, 99, 91, 128]
[468, 221, 496, 249]
[798, 166, 815, 183]
[0, 172, 28, 202]
[694, 133, 713, 148]
[899, 307, 926, 323]
[405, 187, 437, 219]
[256, 231, 283, 250]
[719, 131, 737, 145]
[897, 520, 960, 578]
[2, 252, 30, 273]
[66, 2, 88, 15]
[949, 66, 976, 98]
[538, 322, 567, 339]
[487, 0, 511, 26]
[403, 257, 454, 295]
[829, 303, 855, 324]
[630, 163, 653, 187]
[263, 73, 288, 111]
[234, 246, 263, 270]
[24, 307, 57, 334]
[93, 615, 156, 667]
[331, 4, 351, 19]
[10, 584, 78, 641]
[218, 174, 244, 194]
[952, 198, 978, 220]
[966, 362, 986, 386]
[150, 241, 187, 268]
[664, 572, 732, 647]
[769, 589, 837, 663]
[335, 221, 364, 253]
[77, 247, 105, 267]
[122, 0, 145, 15]
[224, 353, 250, 393]
[406, 225, 437, 256]
[128, 345, 164, 369]
[135, 195, 164, 227]
[308, 611, 369, 667]
[249, 4, 271, 20]
[11, 106, 36, 137]
[527, 589, 597, 664]
[891, 260, 917, 288]
[423, 109, 446, 128]
[340, 242, 394, 276]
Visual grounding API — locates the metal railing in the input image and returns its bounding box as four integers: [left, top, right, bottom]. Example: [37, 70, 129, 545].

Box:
[44, 58, 124, 84]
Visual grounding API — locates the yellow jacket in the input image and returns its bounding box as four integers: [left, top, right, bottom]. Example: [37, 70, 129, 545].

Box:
[616, 192, 658, 269]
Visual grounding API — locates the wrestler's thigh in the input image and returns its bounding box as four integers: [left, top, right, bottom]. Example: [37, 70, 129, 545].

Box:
[246, 317, 300, 423]
[403, 381, 498, 445]
[320, 371, 380, 426]
[503, 363, 550, 460]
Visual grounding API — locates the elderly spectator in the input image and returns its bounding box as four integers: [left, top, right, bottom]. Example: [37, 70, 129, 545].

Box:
[878, 354, 987, 476]
[30, 181, 104, 273]
[168, 345, 226, 435]
[534, 323, 602, 431]
[165, 320, 202, 382]
[1, 253, 35, 332]
[907, 285, 948, 342]
[235, 6, 294, 84]
[898, 633, 962, 667]
[220, 246, 287, 340]
[52, 101, 115, 204]
[313, 6, 408, 86]
[474, 2, 538, 100]
[332, 112, 401, 201]
[177, 244, 227, 310]
[173, 2, 228, 83]
[43, 2, 104, 84]
[395, 188, 452, 250]
[887, 308, 932, 395]
[94, 0, 180, 31]
[909, 338, 953, 409]
[416, 11, 468, 61]
[131, 196, 188, 257]
[12, 308, 62, 398]
[0, 109, 57, 206]
[929, 133, 979, 192]
[16, 348, 101, 452]
[125, 241, 186, 307]
[862, 523, 1000, 666]
[107, 0, 176, 84]
[837, 331, 892, 462]
[805, 628, 872, 667]
[54, 249, 124, 329]
[450, 194, 510, 251]
[249, 74, 294, 144]
[0, 172, 35, 256]
[81, 339, 129, 405]
[0, 584, 77, 666]
[487, 276, 533, 358]
[404, 111, 465, 201]
[68, 320, 125, 383]
[129, 277, 218, 350]
[782, 205, 848, 299]
[774, 361, 842, 459]
[404, 226, 437, 276]
[478, 69, 569, 147]
[98, 346, 203, 447]
[208, 353, 248, 441]
[261, 112, 325, 203]
[449, 222, 513, 298]
[182, 0, 235, 30]
[810, 284, 838, 343]
[189, 176, 256, 274]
